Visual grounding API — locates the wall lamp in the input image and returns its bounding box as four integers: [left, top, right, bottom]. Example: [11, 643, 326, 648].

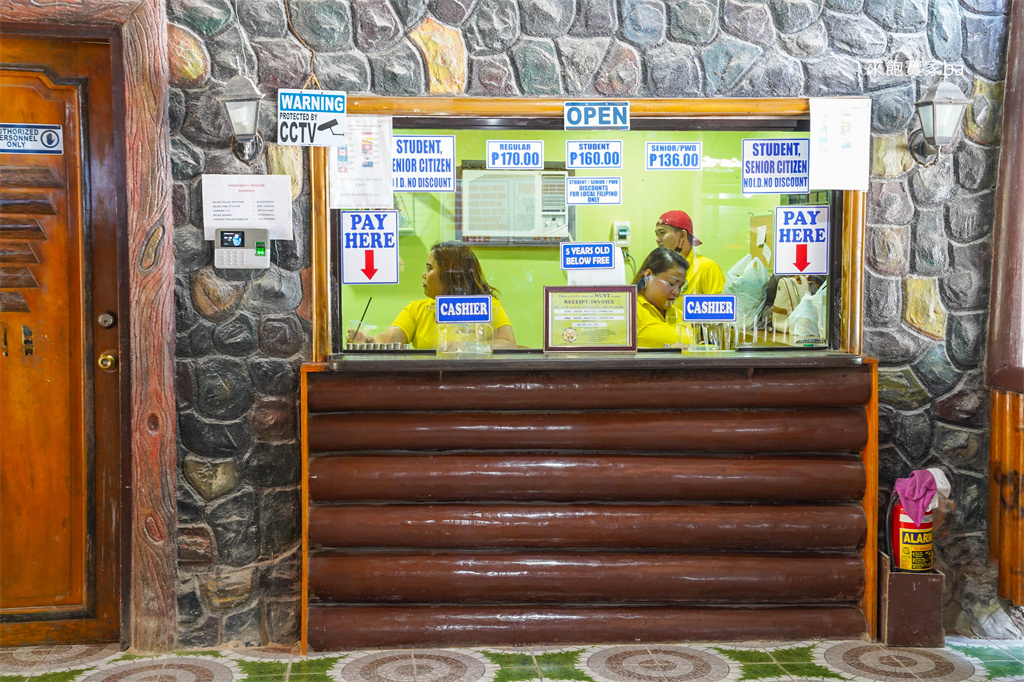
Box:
[909, 80, 971, 166]
[219, 75, 265, 164]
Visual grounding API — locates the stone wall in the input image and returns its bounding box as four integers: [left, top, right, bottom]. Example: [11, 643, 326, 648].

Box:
[168, 0, 1018, 647]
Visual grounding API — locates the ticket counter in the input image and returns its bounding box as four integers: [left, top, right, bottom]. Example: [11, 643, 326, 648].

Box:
[300, 98, 876, 650]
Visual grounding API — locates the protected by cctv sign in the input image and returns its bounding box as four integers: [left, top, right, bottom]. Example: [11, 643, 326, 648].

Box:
[277, 89, 347, 147]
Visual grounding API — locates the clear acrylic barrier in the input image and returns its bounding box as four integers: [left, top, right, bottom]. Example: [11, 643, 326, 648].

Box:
[436, 322, 495, 358]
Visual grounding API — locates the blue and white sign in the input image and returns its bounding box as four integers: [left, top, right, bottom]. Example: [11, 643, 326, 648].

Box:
[435, 295, 492, 324]
[566, 177, 621, 205]
[681, 295, 738, 323]
[392, 135, 455, 192]
[566, 140, 622, 169]
[646, 142, 702, 170]
[277, 89, 347, 147]
[560, 242, 615, 270]
[486, 140, 543, 169]
[742, 138, 810, 194]
[563, 101, 629, 130]
[340, 210, 399, 284]
[774, 205, 829, 276]
[0, 124, 63, 154]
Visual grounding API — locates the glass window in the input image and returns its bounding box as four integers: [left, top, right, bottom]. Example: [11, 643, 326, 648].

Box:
[331, 118, 839, 354]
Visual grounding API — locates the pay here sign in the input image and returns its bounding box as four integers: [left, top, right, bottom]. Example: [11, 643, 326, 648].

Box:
[340, 210, 399, 284]
[773, 205, 829, 276]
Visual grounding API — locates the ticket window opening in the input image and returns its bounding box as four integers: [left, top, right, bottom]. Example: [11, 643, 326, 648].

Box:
[214, 228, 270, 269]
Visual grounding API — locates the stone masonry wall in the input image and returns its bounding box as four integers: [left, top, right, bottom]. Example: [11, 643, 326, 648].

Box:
[168, 0, 1018, 647]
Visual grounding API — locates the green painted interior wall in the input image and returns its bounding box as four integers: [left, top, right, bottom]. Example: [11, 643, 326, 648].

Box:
[341, 128, 808, 348]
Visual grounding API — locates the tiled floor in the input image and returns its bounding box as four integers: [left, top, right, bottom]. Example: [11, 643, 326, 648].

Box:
[1, 638, 1022, 682]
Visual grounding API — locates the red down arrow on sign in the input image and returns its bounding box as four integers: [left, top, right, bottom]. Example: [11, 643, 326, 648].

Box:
[361, 250, 377, 279]
[794, 244, 810, 272]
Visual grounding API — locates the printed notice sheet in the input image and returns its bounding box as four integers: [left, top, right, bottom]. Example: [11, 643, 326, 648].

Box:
[201, 174, 293, 239]
[809, 98, 871, 191]
[544, 286, 636, 352]
[330, 115, 393, 209]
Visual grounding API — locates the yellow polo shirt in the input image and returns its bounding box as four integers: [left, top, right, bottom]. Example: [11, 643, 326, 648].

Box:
[636, 297, 693, 348]
[681, 252, 725, 296]
[392, 298, 513, 349]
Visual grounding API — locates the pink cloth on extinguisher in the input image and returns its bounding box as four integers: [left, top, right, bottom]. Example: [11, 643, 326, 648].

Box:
[893, 470, 938, 527]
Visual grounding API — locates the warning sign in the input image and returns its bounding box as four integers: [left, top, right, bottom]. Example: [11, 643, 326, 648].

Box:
[277, 89, 347, 147]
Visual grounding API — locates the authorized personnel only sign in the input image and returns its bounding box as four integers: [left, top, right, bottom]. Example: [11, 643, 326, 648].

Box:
[435, 295, 492, 324]
[773, 205, 829, 276]
[0, 123, 63, 154]
[563, 101, 629, 130]
[392, 135, 455, 192]
[340, 210, 399, 284]
[682, 295, 737, 323]
[566, 177, 621, 205]
[277, 89, 346, 147]
[742, 138, 810, 194]
[560, 242, 615, 270]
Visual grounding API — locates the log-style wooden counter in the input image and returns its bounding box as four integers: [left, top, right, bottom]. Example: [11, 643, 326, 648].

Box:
[302, 353, 878, 650]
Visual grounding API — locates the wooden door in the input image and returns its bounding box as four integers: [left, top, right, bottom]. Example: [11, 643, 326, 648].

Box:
[1, 36, 123, 645]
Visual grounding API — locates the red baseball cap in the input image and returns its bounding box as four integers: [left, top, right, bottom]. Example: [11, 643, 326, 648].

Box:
[657, 210, 701, 246]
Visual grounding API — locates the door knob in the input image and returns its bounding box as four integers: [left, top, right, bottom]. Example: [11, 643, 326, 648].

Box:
[97, 351, 118, 371]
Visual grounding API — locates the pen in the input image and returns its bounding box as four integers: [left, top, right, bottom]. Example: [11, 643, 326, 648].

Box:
[353, 297, 372, 341]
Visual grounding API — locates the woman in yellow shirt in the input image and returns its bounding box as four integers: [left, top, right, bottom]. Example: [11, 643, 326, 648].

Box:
[346, 241, 517, 349]
[632, 247, 692, 348]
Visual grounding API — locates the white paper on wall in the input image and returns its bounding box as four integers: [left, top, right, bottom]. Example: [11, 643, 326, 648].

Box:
[330, 115, 393, 209]
[809, 98, 871, 191]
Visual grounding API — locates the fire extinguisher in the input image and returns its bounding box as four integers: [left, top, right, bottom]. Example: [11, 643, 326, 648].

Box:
[886, 494, 933, 571]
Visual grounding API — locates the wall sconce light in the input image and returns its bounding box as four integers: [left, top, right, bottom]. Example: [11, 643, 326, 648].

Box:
[909, 80, 971, 166]
[219, 75, 265, 164]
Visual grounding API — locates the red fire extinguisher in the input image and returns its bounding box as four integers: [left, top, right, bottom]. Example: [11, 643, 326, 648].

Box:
[887, 494, 933, 571]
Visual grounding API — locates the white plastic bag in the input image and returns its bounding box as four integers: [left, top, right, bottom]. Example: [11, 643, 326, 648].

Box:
[722, 254, 770, 328]
[789, 283, 828, 344]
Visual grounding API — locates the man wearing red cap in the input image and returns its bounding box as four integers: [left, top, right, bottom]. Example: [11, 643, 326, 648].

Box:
[654, 210, 725, 295]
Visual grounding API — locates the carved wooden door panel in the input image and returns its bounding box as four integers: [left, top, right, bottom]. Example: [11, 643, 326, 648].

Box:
[1, 37, 122, 645]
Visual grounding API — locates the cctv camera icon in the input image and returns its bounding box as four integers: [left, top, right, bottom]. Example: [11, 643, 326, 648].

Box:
[317, 119, 346, 136]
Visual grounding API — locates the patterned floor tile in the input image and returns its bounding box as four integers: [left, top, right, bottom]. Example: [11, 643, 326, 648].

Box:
[0, 647, 57, 676]
[221, 648, 296, 663]
[331, 649, 495, 682]
[475, 649, 541, 682]
[75, 655, 239, 682]
[948, 643, 1024, 681]
[580, 644, 731, 682]
[823, 642, 981, 681]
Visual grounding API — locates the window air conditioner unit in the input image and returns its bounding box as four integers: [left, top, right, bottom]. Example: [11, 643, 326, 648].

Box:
[460, 169, 571, 240]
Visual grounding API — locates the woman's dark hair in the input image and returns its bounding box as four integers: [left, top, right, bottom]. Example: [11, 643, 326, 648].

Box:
[430, 241, 498, 297]
[632, 247, 689, 293]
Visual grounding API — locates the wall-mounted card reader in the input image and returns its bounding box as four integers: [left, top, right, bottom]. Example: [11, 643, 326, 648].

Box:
[214, 228, 270, 269]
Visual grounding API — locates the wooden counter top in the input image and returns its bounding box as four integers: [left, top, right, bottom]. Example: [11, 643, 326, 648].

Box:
[325, 350, 863, 373]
